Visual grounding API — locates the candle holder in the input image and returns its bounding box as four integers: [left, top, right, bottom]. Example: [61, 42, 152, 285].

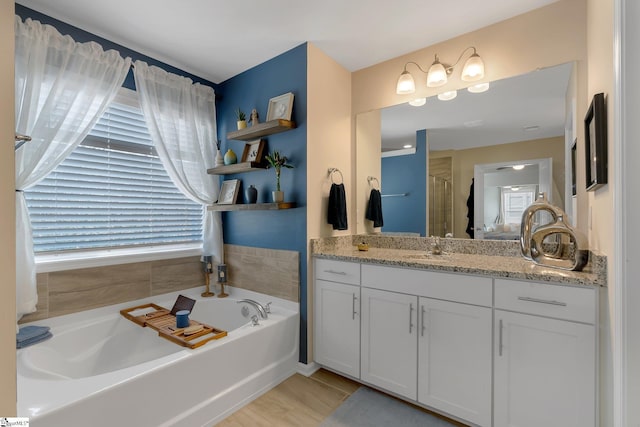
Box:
[201, 255, 215, 297]
[217, 263, 228, 298]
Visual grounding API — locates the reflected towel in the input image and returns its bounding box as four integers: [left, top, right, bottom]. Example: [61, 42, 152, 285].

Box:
[17, 325, 52, 349]
[366, 189, 384, 228]
[328, 183, 348, 230]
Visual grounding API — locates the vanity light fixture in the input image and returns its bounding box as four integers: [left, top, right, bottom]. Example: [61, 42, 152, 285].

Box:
[396, 47, 486, 95]
[408, 97, 426, 107]
[467, 82, 490, 93]
[437, 90, 457, 101]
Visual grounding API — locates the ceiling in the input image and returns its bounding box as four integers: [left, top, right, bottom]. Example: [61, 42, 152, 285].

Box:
[16, 0, 558, 84]
[381, 62, 573, 152]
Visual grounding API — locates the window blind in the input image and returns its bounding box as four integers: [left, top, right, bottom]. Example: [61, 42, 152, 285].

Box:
[25, 93, 203, 253]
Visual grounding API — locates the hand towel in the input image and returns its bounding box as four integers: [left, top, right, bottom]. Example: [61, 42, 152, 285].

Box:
[17, 325, 52, 349]
[328, 183, 348, 230]
[365, 189, 384, 228]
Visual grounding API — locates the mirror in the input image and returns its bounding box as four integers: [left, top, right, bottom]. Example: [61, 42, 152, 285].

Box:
[358, 62, 575, 239]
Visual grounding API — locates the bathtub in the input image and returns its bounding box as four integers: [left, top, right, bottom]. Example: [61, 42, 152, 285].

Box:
[17, 286, 299, 427]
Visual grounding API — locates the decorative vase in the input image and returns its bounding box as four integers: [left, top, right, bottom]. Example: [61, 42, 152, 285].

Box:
[245, 185, 258, 204]
[223, 149, 237, 165]
[272, 190, 284, 203]
[237, 120, 247, 130]
[215, 148, 224, 167]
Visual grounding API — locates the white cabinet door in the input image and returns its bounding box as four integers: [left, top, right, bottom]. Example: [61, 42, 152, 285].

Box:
[360, 287, 417, 399]
[314, 279, 360, 378]
[494, 310, 596, 427]
[418, 298, 492, 427]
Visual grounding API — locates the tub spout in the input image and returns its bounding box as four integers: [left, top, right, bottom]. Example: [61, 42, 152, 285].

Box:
[237, 299, 268, 319]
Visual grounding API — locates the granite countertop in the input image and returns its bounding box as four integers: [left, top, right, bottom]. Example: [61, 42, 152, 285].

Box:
[313, 245, 604, 287]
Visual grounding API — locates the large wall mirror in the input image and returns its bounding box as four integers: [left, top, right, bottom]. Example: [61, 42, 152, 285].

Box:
[357, 62, 576, 240]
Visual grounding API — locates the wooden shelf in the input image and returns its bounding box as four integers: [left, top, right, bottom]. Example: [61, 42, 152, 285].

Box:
[226, 119, 295, 141]
[207, 161, 266, 175]
[207, 202, 296, 212]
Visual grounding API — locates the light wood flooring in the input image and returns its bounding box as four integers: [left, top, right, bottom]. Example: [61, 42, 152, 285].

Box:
[216, 368, 467, 426]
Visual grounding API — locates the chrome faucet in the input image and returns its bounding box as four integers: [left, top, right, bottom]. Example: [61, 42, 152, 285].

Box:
[237, 299, 268, 319]
[430, 236, 443, 255]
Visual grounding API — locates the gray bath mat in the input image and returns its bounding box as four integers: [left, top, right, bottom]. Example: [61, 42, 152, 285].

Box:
[320, 387, 457, 427]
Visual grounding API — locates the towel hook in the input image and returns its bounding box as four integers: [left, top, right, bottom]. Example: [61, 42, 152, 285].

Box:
[328, 168, 344, 184]
[367, 176, 380, 190]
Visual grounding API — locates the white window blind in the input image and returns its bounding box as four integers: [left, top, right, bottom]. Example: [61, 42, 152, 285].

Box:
[24, 89, 203, 253]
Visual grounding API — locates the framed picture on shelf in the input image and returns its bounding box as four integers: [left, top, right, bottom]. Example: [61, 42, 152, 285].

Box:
[584, 92, 607, 191]
[266, 92, 294, 121]
[241, 139, 265, 163]
[218, 179, 240, 204]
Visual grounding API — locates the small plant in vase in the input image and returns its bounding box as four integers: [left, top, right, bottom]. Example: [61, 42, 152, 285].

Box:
[235, 108, 247, 130]
[265, 151, 294, 203]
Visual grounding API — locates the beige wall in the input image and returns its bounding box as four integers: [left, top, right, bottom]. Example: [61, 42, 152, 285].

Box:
[587, 0, 615, 425]
[306, 43, 352, 361]
[431, 136, 565, 238]
[1, 0, 16, 414]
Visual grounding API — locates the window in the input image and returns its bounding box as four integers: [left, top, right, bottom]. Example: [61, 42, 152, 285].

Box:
[501, 186, 536, 224]
[24, 88, 203, 253]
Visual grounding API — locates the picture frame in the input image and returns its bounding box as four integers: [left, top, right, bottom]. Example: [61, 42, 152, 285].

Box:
[241, 139, 265, 163]
[218, 179, 240, 204]
[584, 92, 607, 191]
[266, 92, 294, 121]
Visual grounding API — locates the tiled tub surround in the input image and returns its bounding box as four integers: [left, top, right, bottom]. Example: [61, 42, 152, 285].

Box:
[311, 235, 606, 287]
[22, 245, 300, 323]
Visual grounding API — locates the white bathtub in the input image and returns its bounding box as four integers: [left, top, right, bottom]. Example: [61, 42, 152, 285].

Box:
[17, 286, 299, 427]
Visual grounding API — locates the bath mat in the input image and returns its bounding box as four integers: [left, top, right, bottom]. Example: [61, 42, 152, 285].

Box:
[320, 387, 457, 427]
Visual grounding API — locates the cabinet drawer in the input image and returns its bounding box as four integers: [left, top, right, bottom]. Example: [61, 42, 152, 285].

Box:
[361, 264, 492, 307]
[315, 258, 360, 285]
[495, 279, 596, 324]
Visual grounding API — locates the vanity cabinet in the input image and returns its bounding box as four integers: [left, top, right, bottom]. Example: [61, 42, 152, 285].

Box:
[418, 297, 492, 427]
[313, 259, 361, 378]
[493, 279, 597, 427]
[360, 287, 417, 399]
[313, 258, 597, 427]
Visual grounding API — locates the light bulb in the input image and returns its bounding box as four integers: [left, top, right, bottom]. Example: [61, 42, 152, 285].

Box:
[437, 90, 457, 101]
[396, 70, 416, 95]
[427, 57, 447, 87]
[408, 98, 426, 107]
[461, 53, 485, 81]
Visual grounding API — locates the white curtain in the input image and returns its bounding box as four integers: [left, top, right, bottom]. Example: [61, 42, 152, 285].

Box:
[14, 16, 131, 320]
[132, 60, 223, 264]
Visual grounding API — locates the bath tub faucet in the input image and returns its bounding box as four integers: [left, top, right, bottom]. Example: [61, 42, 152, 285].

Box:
[237, 299, 268, 319]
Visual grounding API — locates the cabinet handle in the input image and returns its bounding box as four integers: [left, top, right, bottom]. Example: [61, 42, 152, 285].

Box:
[517, 296, 567, 307]
[323, 269, 347, 276]
[352, 293, 358, 320]
[409, 303, 414, 334]
[499, 319, 504, 357]
[421, 305, 426, 337]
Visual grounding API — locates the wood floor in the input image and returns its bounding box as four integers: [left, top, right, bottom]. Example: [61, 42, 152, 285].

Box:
[216, 369, 467, 426]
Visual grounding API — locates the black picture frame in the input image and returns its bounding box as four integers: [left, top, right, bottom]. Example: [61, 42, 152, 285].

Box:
[571, 139, 577, 196]
[584, 92, 607, 191]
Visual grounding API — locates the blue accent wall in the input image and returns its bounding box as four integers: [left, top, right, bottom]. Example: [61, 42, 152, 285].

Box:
[217, 44, 308, 362]
[15, 5, 218, 91]
[381, 129, 427, 236]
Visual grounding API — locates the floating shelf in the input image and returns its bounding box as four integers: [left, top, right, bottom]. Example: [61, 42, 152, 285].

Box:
[207, 161, 266, 175]
[226, 119, 295, 141]
[207, 202, 296, 212]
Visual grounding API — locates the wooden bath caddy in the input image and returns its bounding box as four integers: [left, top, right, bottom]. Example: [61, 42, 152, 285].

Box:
[120, 303, 227, 349]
